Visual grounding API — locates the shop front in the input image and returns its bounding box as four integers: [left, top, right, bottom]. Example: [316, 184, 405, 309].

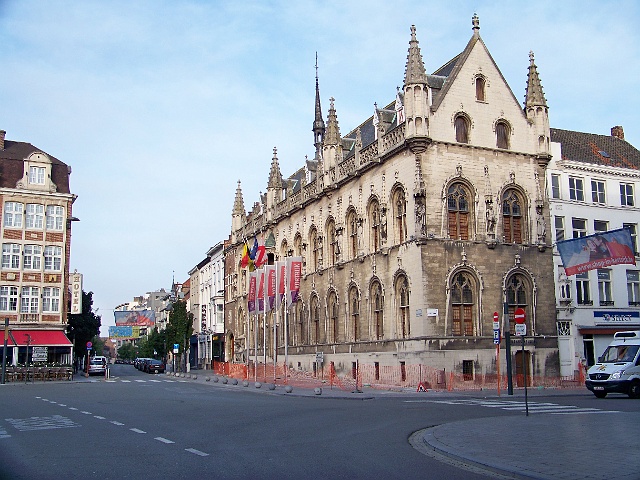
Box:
[2, 329, 73, 366]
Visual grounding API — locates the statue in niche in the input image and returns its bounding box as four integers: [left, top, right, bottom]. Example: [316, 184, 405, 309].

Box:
[380, 206, 388, 243]
[536, 205, 546, 242]
[415, 199, 426, 237]
[485, 199, 496, 235]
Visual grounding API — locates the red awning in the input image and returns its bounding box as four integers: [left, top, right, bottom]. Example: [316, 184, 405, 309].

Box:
[8, 330, 72, 347]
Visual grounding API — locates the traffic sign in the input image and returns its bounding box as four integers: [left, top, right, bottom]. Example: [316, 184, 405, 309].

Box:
[515, 323, 527, 336]
[493, 330, 500, 344]
[86, 341, 92, 350]
[493, 312, 499, 321]
[493, 311, 500, 330]
[514, 308, 526, 324]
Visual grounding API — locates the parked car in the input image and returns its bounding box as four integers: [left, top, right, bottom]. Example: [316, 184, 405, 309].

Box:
[144, 359, 165, 374]
[88, 356, 107, 375]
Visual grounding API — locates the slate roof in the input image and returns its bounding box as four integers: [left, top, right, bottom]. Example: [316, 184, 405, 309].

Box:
[0, 140, 71, 193]
[550, 128, 640, 170]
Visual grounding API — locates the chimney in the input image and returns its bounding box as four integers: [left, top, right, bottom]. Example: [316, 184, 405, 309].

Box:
[611, 125, 625, 140]
[0, 130, 5, 150]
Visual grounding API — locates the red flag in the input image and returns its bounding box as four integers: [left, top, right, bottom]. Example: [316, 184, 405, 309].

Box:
[265, 265, 276, 312]
[286, 256, 302, 307]
[247, 271, 257, 314]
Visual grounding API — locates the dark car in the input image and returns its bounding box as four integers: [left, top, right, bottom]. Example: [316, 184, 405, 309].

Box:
[145, 359, 165, 374]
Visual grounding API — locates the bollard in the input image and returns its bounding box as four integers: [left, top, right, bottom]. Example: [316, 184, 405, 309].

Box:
[314, 387, 322, 395]
[221, 377, 228, 384]
[268, 383, 276, 391]
[213, 376, 219, 382]
[231, 378, 238, 385]
[243, 380, 249, 387]
[285, 385, 293, 393]
[255, 382, 262, 389]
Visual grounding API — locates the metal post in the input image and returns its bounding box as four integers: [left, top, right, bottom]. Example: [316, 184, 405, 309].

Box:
[505, 331, 513, 395]
[523, 338, 529, 416]
[2, 318, 9, 385]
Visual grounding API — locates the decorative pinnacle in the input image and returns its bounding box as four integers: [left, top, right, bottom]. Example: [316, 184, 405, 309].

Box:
[472, 13, 480, 34]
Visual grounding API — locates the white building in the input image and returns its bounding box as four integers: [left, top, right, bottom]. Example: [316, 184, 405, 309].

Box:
[548, 126, 640, 376]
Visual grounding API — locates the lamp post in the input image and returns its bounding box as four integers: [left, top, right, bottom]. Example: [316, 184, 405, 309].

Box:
[25, 333, 32, 384]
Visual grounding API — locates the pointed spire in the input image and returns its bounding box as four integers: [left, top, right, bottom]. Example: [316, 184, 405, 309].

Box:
[232, 179, 245, 216]
[313, 52, 325, 160]
[325, 97, 341, 146]
[267, 147, 283, 189]
[404, 25, 427, 86]
[524, 51, 547, 109]
[472, 13, 480, 36]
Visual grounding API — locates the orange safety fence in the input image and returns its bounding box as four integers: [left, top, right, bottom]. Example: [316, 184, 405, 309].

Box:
[207, 361, 586, 393]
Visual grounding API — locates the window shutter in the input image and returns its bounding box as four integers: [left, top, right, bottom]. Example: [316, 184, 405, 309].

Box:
[448, 212, 458, 239]
[459, 212, 469, 240]
[503, 216, 512, 243]
[513, 217, 522, 244]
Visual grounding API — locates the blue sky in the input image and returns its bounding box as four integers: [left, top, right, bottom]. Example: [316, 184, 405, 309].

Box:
[1, 1, 638, 335]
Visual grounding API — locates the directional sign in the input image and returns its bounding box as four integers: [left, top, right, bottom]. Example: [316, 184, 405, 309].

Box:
[515, 323, 527, 336]
[173, 343, 180, 354]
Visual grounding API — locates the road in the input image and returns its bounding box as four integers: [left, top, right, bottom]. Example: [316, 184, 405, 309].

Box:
[0, 364, 636, 480]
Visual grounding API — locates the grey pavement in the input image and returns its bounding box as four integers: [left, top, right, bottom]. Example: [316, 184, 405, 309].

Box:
[27, 370, 640, 479]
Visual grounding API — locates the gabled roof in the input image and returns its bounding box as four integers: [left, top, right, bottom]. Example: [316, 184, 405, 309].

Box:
[0, 140, 71, 193]
[551, 128, 640, 170]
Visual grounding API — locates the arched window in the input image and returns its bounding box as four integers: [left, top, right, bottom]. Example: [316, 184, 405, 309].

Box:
[506, 274, 529, 334]
[475, 77, 486, 102]
[328, 290, 339, 343]
[496, 120, 510, 149]
[371, 280, 384, 340]
[392, 188, 407, 244]
[347, 209, 358, 259]
[369, 199, 380, 252]
[451, 272, 475, 336]
[293, 300, 305, 345]
[455, 114, 469, 144]
[309, 227, 319, 271]
[310, 294, 321, 344]
[396, 275, 410, 338]
[293, 233, 302, 257]
[447, 183, 471, 240]
[326, 218, 337, 266]
[280, 239, 289, 258]
[349, 286, 360, 341]
[502, 189, 525, 244]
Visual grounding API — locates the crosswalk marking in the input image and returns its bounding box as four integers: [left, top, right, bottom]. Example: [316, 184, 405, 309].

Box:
[110, 421, 125, 426]
[185, 448, 209, 456]
[6, 415, 79, 431]
[155, 437, 175, 444]
[130, 428, 146, 434]
[405, 398, 620, 414]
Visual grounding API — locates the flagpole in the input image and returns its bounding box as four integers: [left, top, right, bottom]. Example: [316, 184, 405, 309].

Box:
[254, 312, 258, 382]
[273, 264, 278, 383]
[284, 261, 289, 384]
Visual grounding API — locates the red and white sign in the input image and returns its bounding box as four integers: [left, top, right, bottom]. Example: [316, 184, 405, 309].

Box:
[493, 311, 500, 330]
[514, 308, 526, 324]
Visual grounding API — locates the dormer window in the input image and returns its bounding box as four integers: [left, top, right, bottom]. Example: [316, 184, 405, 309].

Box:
[475, 76, 486, 102]
[454, 114, 470, 144]
[496, 120, 510, 149]
[29, 166, 45, 185]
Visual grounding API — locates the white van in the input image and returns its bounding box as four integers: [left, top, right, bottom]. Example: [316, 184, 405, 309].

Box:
[586, 331, 640, 398]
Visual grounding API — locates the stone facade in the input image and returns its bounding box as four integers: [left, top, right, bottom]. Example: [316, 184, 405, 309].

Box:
[225, 17, 559, 381]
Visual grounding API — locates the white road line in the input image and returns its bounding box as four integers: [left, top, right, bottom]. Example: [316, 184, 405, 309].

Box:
[110, 421, 125, 426]
[149, 379, 161, 383]
[134, 380, 146, 383]
[130, 428, 146, 434]
[185, 448, 209, 456]
[155, 437, 175, 444]
[80, 411, 92, 415]
[58, 404, 66, 407]
[121, 380, 131, 383]
[68, 407, 78, 411]
[94, 416, 106, 420]
[163, 380, 175, 383]
[552, 410, 621, 415]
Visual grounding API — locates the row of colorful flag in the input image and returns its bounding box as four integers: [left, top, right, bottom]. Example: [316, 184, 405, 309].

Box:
[247, 257, 302, 314]
[240, 237, 267, 271]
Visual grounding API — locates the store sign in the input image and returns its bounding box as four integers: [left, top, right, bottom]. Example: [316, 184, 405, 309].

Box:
[594, 311, 639, 325]
[70, 272, 83, 314]
[32, 346, 48, 362]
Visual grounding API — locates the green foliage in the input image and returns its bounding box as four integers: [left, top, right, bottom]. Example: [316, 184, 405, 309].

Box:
[66, 291, 101, 357]
[117, 342, 137, 361]
[136, 329, 167, 359]
[165, 300, 193, 355]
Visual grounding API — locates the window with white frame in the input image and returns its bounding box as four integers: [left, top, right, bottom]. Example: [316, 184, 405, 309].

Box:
[572, 218, 587, 238]
[26, 204, 44, 229]
[551, 174, 561, 199]
[42, 287, 61, 312]
[29, 166, 45, 185]
[0, 286, 18, 312]
[591, 180, 606, 204]
[623, 223, 638, 255]
[576, 272, 591, 305]
[2, 243, 20, 269]
[597, 269, 613, 306]
[46, 205, 64, 231]
[3, 202, 23, 228]
[627, 270, 640, 306]
[554, 216, 565, 243]
[569, 177, 584, 201]
[620, 183, 634, 206]
[20, 286, 39, 313]
[23, 245, 42, 270]
[44, 246, 62, 271]
[593, 220, 608, 234]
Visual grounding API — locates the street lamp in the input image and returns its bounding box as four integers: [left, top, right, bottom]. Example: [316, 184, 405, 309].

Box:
[24, 333, 32, 384]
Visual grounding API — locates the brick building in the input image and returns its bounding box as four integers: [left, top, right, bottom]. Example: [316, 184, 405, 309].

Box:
[225, 16, 559, 383]
[0, 129, 76, 365]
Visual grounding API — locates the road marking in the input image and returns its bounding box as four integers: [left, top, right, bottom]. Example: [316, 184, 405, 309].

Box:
[94, 416, 106, 420]
[121, 380, 131, 383]
[0, 427, 10, 439]
[155, 437, 175, 444]
[130, 428, 146, 434]
[58, 404, 66, 407]
[405, 398, 619, 414]
[110, 421, 125, 426]
[134, 380, 146, 383]
[185, 448, 209, 456]
[149, 379, 161, 383]
[6, 415, 79, 431]
[68, 407, 78, 411]
[163, 380, 175, 383]
[80, 411, 92, 415]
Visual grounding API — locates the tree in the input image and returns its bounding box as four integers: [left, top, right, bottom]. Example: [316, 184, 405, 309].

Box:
[117, 342, 136, 361]
[137, 329, 166, 359]
[66, 291, 101, 358]
[165, 300, 193, 370]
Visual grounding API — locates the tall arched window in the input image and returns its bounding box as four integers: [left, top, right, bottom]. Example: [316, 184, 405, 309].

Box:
[392, 188, 407, 244]
[447, 183, 471, 240]
[369, 199, 380, 253]
[371, 280, 384, 340]
[347, 209, 358, 259]
[294, 300, 305, 345]
[506, 274, 529, 334]
[310, 294, 321, 344]
[326, 218, 337, 266]
[293, 233, 302, 257]
[475, 76, 486, 102]
[309, 227, 319, 271]
[396, 275, 410, 338]
[451, 272, 475, 336]
[496, 120, 510, 149]
[349, 286, 360, 341]
[502, 189, 524, 244]
[328, 290, 339, 343]
[455, 114, 469, 143]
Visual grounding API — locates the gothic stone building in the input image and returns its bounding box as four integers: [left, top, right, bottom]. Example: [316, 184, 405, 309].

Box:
[225, 17, 559, 381]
